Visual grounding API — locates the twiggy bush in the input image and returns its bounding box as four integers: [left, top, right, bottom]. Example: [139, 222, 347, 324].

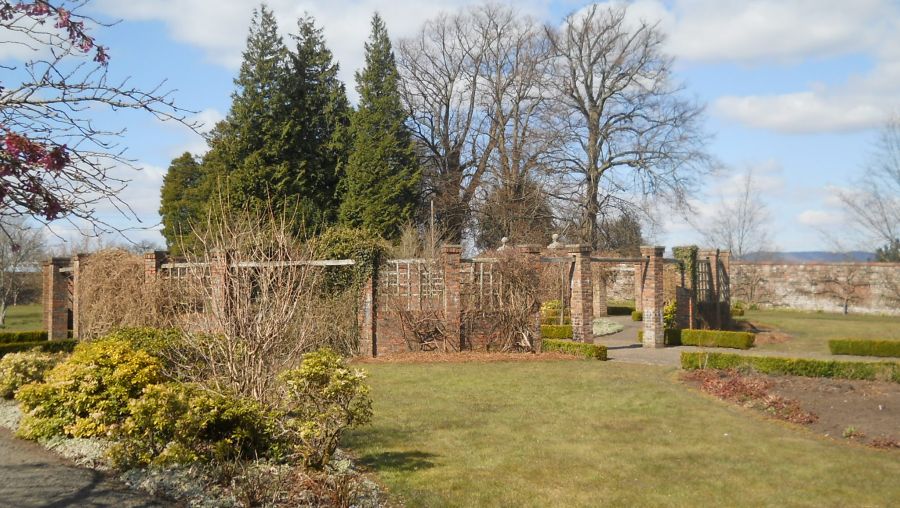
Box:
[277, 349, 372, 469]
[0, 351, 64, 399]
[77, 249, 178, 339]
[169, 208, 326, 405]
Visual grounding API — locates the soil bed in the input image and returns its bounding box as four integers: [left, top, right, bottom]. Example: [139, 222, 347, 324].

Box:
[682, 370, 899, 449]
[768, 375, 900, 447]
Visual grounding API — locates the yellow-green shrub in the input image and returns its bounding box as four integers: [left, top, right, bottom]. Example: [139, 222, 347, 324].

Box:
[109, 382, 274, 468]
[680, 329, 755, 350]
[0, 351, 64, 399]
[541, 324, 573, 339]
[681, 351, 900, 383]
[15, 337, 163, 439]
[542, 339, 607, 360]
[828, 339, 900, 358]
[631, 310, 643, 321]
[278, 348, 372, 469]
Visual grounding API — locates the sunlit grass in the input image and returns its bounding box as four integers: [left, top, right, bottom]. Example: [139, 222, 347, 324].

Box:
[739, 309, 900, 355]
[2, 304, 43, 332]
[345, 360, 900, 507]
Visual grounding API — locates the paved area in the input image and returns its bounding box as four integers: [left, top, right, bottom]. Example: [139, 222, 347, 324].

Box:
[593, 315, 896, 366]
[0, 429, 165, 508]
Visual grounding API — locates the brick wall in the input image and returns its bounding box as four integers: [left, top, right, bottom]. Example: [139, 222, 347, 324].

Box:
[731, 261, 900, 315]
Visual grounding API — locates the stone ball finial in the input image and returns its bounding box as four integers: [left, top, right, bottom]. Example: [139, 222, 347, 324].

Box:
[498, 237, 509, 250]
[548, 233, 563, 249]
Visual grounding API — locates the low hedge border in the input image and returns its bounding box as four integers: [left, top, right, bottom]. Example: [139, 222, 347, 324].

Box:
[681, 351, 900, 383]
[679, 329, 755, 350]
[0, 340, 76, 358]
[631, 311, 643, 321]
[541, 324, 573, 340]
[543, 339, 607, 360]
[0, 330, 48, 345]
[829, 339, 900, 358]
[607, 306, 633, 316]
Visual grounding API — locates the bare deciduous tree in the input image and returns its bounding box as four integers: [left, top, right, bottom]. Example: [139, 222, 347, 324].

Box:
[694, 167, 772, 258]
[545, 4, 709, 249]
[838, 117, 900, 257]
[0, 218, 44, 325]
[398, 7, 493, 242]
[1, 1, 197, 238]
[801, 265, 871, 315]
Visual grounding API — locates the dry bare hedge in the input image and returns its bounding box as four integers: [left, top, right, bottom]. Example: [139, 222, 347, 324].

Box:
[77, 249, 176, 339]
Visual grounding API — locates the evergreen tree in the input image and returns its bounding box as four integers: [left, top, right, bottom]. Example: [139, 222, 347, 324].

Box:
[201, 6, 349, 233]
[159, 152, 207, 253]
[338, 13, 420, 239]
[280, 14, 350, 231]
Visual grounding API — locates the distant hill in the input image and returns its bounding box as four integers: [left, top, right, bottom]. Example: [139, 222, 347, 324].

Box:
[740, 251, 875, 262]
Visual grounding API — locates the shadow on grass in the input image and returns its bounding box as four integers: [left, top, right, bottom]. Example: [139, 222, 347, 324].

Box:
[358, 451, 437, 472]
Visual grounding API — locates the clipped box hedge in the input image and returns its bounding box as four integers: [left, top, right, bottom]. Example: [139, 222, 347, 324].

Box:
[543, 339, 607, 360]
[541, 324, 573, 340]
[679, 329, 755, 350]
[0, 340, 77, 358]
[0, 330, 48, 345]
[681, 351, 900, 383]
[607, 306, 634, 316]
[829, 339, 900, 358]
[631, 310, 643, 321]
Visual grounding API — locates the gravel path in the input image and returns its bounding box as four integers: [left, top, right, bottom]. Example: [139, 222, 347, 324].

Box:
[0, 428, 166, 508]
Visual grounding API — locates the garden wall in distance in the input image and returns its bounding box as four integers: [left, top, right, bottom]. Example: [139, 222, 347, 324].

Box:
[731, 261, 900, 315]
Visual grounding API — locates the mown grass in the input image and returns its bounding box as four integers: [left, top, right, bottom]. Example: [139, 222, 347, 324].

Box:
[738, 309, 900, 355]
[344, 360, 900, 507]
[2, 304, 43, 332]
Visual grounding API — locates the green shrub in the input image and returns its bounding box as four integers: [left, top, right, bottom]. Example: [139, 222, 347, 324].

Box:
[542, 316, 572, 325]
[0, 331, 48, 345]
[0, 339, 76, 358]
[664, 301, 678, 329]
[0, 351, 64, 399]
[631, 310, 643, 321]
[679, 329, 755, 350]
[681, 352, 900, 383]
[637, 329, 682, 345]
[278, 348, 373, 469]
[607, 306, 634, 316]
[314, 226, 389, 291]
[15, 337, 163, 439]
[731, 308, 745, 317]
[541, 299, 563, 318]
[542, 339, 607, 360]
[109, 382, 274, 468]
[829, 339, 900, 358]
[541, 324, 573, 339]
[103, 327, 183, 357]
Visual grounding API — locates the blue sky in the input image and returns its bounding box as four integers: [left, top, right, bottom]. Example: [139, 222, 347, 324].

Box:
[16, 0, 900, 252]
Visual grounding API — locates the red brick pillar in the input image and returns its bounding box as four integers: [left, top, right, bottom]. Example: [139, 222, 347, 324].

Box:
[518, 244, 543, 351]
[359, 271, 377, 357]
[641, 246, 665, 348]
[70, 253, 89, 340]
[592, 262, 608, 317]
[634, 259, 645, 311]
[42, 258, 70, 341]
[144, 251, 168, 281]
[569, 244, 594, 343]
[442, 245, 463, 350]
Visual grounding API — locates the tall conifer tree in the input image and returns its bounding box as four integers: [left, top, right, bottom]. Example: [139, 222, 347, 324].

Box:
[159, 152, 207, 253]
[339, 14, 420, 239]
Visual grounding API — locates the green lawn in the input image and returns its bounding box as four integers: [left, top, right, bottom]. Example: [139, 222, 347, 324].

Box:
[344, 360, 899, 507]
[2, 304, 43, 332]
[738, 309, 900, 355]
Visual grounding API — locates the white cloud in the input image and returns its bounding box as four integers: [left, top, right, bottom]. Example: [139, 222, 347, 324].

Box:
[94, 0, 551, 102]
[797, 209, 841, 227]
[618, 0, 900, 133]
